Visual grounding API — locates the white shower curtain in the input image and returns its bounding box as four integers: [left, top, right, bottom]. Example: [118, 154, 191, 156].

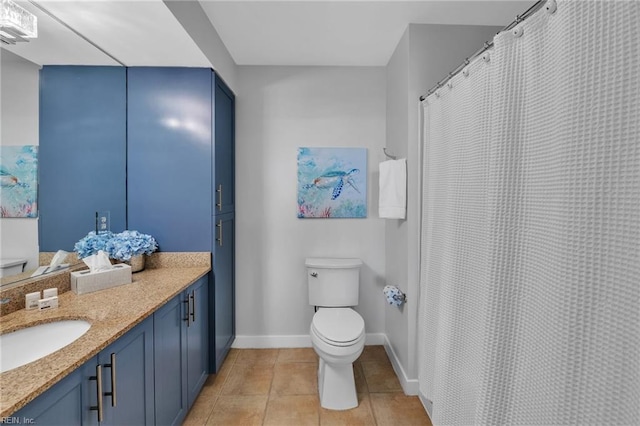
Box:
[418, 2, 639, 425]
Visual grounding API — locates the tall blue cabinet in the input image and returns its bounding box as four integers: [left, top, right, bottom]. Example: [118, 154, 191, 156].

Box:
[127, 67, 235, 373]
[212, 78, 236, 372]
[126, 68, 212, 252]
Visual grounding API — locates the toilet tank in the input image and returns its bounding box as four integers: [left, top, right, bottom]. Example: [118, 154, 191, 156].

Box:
[0, 258, 27, 278]
[306, 258, 362, 307]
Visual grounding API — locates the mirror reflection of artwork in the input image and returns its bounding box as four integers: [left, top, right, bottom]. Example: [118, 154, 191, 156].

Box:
[0, 146, 38, 218]
[297, 147, 367, 218]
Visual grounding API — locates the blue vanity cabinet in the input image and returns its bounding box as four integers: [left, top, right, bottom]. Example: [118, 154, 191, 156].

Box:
[185, 277, 209, 407]
[14, 317, 153, 426]
[13, 362, 86, 425]
[154, 277, 209, 426]
[39, 66, 127, 251]
[153, 293, 187, 426]
[85, 317, 155, 425]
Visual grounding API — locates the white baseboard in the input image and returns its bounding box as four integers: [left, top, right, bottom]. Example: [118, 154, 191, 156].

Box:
[364, 333, 386, 345]
[232, 333, 387, 349]
[232, 334, 311, 348]
[383, 335, 420, 395]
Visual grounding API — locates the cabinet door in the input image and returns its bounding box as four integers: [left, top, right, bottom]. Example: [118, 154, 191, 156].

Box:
[39, 66, 127, 251]
[186, 277, 209, 407]
[213, 73, 235, 215]
[211, 213, 235, 372]
[14, 366, 85, 425]
[154, 294, 188, 426]
[97, 317, 154, 426]
[127, 67, 213, 251]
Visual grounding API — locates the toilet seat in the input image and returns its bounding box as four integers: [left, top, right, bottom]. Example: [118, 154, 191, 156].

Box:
[311, 308, 364, 347]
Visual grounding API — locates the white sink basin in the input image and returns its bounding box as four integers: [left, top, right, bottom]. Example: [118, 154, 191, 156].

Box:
[0, 320, 91, 373]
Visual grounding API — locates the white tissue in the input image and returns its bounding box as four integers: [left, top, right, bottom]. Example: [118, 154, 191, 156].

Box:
[82, 250, 114, 273]
[30, 249, 71, 277]
[49, 250, 69, 270]
[383, 285, 406, 307]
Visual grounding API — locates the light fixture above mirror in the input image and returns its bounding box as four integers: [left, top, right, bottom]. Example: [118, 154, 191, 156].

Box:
[0, 0, 38, 44]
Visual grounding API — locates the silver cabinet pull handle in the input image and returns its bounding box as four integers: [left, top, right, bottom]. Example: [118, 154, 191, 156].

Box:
[90, 364, 104, 422]
[190, 291, 196, 323]
[216, 220, 223, 246]
[184, 299, 191, 327]
[104, 353, 117, 407]
[216, 185, 223, 211]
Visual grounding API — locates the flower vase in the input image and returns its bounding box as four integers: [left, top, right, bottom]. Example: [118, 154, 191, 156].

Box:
[126, 255, 145, 273]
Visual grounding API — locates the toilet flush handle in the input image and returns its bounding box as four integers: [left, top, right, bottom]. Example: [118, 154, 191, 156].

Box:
[310, 272, 318, 278]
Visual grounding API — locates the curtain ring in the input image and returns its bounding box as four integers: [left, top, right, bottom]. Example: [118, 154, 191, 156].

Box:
[447, 73, 454, 89]
[512, 25, 524, 38]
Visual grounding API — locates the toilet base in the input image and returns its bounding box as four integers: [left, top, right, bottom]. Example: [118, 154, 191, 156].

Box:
[317, 358, 358, 410]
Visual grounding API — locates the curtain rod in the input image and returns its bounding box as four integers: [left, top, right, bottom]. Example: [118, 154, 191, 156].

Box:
[419, 0, 546, 102]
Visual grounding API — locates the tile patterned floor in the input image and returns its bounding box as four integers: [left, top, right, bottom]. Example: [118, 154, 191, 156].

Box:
[183, 346, 432, 426]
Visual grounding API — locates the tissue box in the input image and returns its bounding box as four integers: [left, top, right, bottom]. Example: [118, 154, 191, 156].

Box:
[70, 264, 132, 295]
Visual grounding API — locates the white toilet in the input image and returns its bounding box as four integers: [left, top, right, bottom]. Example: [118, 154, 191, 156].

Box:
[0, 258, 27, 278]
[306, 257, 365, 410]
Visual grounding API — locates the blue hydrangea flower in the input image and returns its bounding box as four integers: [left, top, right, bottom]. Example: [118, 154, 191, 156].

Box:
[75, 230, 158, 261]
[74, 231, 114, 259]
[106, 230, 158, 261]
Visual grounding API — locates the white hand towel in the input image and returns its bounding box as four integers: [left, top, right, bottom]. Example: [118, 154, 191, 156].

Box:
[379, 158, 406, 219]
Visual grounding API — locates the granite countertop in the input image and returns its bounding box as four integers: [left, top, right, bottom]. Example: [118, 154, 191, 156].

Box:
[0, 253, 210, 417]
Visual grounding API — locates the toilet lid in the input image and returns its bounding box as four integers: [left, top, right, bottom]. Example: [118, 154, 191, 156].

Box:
[312, 308, 364, 345]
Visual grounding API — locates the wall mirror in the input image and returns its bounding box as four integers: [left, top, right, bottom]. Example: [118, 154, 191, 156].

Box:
[0, 1, 123, 289]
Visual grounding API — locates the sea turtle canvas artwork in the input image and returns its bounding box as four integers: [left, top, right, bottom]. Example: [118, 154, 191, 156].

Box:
[0, 145, 38, 218]
[297, 147, 367, 218]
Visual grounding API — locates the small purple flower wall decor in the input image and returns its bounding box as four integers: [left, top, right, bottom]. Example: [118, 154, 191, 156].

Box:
[297, 147, 367, 218]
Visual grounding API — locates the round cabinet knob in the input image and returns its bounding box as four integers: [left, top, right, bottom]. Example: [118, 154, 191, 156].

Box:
[310, 272, 318, 278]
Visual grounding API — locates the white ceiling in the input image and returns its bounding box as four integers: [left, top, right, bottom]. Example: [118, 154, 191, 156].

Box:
[201, 1, 531, 66]
[2, 0, 531, 67]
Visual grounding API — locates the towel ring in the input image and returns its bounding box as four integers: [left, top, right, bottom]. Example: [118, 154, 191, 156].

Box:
[383, 148, 397, 160]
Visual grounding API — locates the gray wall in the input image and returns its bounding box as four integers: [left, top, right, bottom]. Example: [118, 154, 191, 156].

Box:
[384, 23, 502, 393]
[234, 66, 387, 347]
[0, 50, 40, 270]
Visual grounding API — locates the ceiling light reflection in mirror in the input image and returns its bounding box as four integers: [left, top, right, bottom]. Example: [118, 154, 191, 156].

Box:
[0, 0, 38, 44]
[2, 0, 119, 66]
